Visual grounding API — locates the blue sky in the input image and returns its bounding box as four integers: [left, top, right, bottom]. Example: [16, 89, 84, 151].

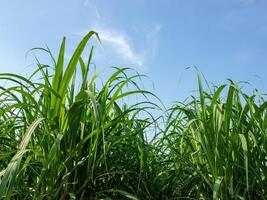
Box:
[0, 0, 267, 105]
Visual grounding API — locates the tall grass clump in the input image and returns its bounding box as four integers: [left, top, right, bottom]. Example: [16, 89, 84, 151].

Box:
[0, 31, 162, 199]
[0, 31, 266, 199]
[163, 72, 267, 199]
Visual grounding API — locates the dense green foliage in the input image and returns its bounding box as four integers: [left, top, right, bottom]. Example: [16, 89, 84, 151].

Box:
[0, 32, 266, 199]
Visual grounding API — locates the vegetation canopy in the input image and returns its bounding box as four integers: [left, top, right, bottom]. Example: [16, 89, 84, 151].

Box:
[0, 31, 266, 199]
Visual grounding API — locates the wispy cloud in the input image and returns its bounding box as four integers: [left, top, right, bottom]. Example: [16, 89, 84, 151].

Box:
[83, 0, 101, 20]
[77, 28, 144, 66]
[77, 25, 161, 68]
[77, 0, 161, 69]
[97, 28, 144, 65]
[144, 25, 161, 64]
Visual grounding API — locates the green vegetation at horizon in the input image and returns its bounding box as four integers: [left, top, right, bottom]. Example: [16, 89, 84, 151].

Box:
[0, 31, 266, 199]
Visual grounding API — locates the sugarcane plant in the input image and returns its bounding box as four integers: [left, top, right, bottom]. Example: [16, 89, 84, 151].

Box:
[0, 31, 266, 200]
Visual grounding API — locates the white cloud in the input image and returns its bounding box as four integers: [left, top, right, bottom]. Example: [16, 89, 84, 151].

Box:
[77, 1, 161, 68]
[97, 28, 144, 65]
[78, 25, 161, 67]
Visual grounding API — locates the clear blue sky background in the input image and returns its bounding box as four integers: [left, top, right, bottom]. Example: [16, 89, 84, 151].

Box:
[0, 0, 266, 105]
